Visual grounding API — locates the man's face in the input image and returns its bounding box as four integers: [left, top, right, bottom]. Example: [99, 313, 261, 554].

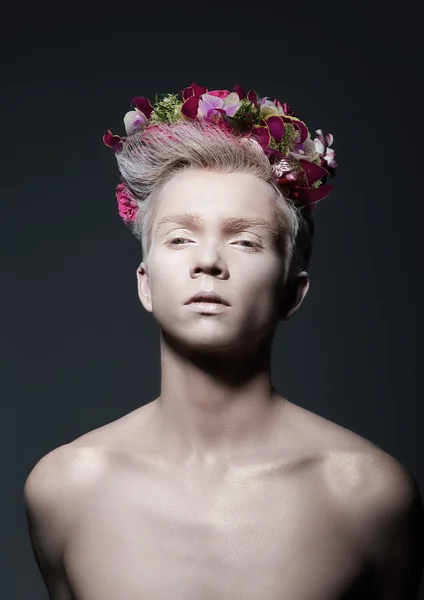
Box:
[137, 168, 294, 353]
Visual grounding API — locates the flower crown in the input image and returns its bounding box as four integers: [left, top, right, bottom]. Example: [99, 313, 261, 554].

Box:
[103, 83, 337, 225]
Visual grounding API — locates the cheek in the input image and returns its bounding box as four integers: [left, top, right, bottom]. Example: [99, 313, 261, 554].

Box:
[148, 251, 179, 284]
[238, 263, 284, 316]
[241, 259, 283, 291]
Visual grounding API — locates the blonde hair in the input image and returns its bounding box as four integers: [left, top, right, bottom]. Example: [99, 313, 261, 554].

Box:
[114, 120, 314, 284]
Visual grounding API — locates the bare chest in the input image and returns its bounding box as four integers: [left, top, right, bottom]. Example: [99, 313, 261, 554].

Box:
[63, 458, 370, 600]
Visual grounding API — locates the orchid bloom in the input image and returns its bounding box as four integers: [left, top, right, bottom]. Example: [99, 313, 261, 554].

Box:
[123, 97, 154, 135]
[313, 129, 337, 169]
[198, 92, 242, 122]
[123, 110, 149, 135]
[259, 97, 284, 118]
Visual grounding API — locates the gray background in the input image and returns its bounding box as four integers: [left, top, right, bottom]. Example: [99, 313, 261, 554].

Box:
[2, 1, 423, 598]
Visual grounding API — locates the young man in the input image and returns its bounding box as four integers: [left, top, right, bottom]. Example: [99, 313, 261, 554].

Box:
[24, 84, 424, 599]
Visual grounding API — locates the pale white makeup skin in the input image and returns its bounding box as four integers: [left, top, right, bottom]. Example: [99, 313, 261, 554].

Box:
[136, 168, 310, 466]
[25, 170, 416, 600]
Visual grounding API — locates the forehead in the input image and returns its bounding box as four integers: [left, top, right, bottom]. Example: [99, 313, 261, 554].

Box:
[153, 169, 279, 233]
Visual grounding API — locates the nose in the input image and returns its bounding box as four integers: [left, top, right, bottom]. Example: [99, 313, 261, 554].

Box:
[190, 244, 229, 280]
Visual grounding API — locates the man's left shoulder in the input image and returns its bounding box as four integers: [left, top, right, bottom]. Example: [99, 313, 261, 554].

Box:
[326, 443, 420, 528]
[329, 445, 424, 597]
[327, 444, 424, 566]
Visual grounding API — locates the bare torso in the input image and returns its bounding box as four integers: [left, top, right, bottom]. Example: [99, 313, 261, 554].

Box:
[59, 397, 386, 600]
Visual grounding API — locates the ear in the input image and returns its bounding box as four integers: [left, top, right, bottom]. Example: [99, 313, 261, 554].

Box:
[280, 271, 310, 321]
[136, 262, 153, 313]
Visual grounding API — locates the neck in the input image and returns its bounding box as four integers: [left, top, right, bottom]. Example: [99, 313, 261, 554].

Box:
[149, 329, 285, 465]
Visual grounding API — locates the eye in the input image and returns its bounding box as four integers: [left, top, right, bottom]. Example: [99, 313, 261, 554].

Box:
[168, 237, 189, 245]
[234, 238, 262, 250]
[236, 239, 258, 248]
[167, 237, 261, 249]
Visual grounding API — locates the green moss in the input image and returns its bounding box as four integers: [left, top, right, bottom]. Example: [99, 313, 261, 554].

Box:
[268, 137, 279, 150]
[278, 123, 297, 154]
[233, 98, 260, 128]
[150, 93, 183, 123]
[234, 98, 257, 117]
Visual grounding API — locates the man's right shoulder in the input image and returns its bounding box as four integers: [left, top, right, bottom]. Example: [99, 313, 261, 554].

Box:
[24, 444, 110, 600]
[24, 443, 110, 530]
[25, 442, 110, 502]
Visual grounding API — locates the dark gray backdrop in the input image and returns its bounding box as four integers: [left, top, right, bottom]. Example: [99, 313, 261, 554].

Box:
[2, 2, 423, 598]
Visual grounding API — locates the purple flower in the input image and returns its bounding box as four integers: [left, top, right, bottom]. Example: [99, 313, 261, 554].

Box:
[198, 92, 242, 121]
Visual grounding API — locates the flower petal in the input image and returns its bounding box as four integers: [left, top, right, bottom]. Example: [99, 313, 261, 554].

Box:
[233, 84, 246, 99]
[260, 98, 284, 117]
[272, 155, 301, 179]
[222, 92, 241, 115]
[265, 147, 284, 159]
[313, 137, 325, 155]
[123, 110, 148, 135]
[181, 95, 200, 119]
[291, 184, 334, 205]
[198, 93, 223, 117]
[224, 93, 240, 105]
[298, 159, 330, 186]
[265, 115, 285, 143]
[324, 148, 337, 169]
[129, 97, 154, 119]
[208, 90, 230, 99]
[181, 83, 208, 101]
[325, 132, 334, 146]
[189, 83, 208, 96]
[206, 107, 224, 123]
[253, 125, 270, 149]
[103, 130, 123, 150]
[290, 118, 308, 144]
[247, 89, 259, 107]
[224, 102, 242, 117]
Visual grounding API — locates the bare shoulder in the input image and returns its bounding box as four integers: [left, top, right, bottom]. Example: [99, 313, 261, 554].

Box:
[25, 442, 111, 504]
[288, 401, 418, 507]
[24, 442, 111, 548]
[323, 436, 418, 521]
[24, 444, 111, 599]
[327, 439, 424, 590]
[301, 405, 423, 557]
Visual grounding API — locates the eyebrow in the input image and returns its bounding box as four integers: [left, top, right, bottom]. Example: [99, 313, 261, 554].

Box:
[156, 212, 281, 240]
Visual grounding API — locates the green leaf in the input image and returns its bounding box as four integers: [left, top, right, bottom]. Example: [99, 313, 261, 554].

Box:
[221, 113, 245, 132]
[252, 90, 261, 120]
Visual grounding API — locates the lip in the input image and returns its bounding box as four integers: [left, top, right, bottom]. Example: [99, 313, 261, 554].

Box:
[185, 291, 230, 306]
[186, 302, 230, 313]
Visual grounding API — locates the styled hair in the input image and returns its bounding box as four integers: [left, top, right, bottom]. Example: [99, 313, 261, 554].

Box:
[115, 120, 314, 284]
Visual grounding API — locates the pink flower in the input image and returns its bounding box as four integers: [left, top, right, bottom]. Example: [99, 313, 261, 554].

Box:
[116, 183, 138, 224]
[208, 89, 231, 99]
